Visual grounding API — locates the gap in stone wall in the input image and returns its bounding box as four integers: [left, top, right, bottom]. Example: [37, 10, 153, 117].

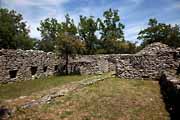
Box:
[54, 65, 58, 71]
[176, 64, 180, 75]
[43, 66, 47, 72]
[31, 66, 37, 75]
[9, 70, 18, 78]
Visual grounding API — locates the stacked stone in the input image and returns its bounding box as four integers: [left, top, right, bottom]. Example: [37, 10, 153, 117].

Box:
[116, 42, 178, 79]
[136, 42, 175, 55]
[1, 42, 180, 83]
[159, 72, 180, 118]
[0, 49, 60, 83]
[68, 55, 109, 75]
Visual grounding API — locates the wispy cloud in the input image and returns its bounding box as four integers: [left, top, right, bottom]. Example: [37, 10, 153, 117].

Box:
[1, 0, 180, 42]
[4, 0, 70, 6]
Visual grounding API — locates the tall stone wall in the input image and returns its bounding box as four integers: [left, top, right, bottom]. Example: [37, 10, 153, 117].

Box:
[116, 42, 180, 79]
[116, 53, 178, 79]
[0, 49, 60, 83]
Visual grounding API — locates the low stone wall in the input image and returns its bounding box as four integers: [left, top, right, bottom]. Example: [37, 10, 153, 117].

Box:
[0, 49, 60, 83]
[159, 72, 180, 119]
[68, 55, 115, 74]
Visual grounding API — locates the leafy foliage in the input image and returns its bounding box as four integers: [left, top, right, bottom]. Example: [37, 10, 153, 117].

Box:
[138, 18, 180, 48]
[37, 18, 61, 51]
[55, 14, 84, 55]
[0, 8, 34, 49]
[35, 8, 138, 54]
[97, 8, 125, 53]
[98, 9, 125, 40]
[55, 14, 85, 74]
[0, 8, 139, 54]
[78, 16, 98, 54]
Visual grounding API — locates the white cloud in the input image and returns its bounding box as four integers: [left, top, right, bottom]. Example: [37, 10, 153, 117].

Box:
[2, 0, 179, 43]
[173, 1, 180, 9]
[27, 7, 66, 38]
[2, 0, 69, 38]
[5, 0, 69, 6]
[129, 0, 143, 5]
[28, 22, 41, 38]
[124, 22, 147, 43]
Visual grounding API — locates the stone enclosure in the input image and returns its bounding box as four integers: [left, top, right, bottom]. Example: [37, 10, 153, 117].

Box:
[1, 42, 180, 83]
[0, 49, 60, 83]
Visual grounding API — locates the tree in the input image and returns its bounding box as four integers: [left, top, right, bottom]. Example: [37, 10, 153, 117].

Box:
[0, 8, 34, 49]
[37, 18, 61, 52]
[138, 18, 180, 48]
[97, 8, 125, 53]
[56, 14, 84, 74]
[78, 15, 98, 54]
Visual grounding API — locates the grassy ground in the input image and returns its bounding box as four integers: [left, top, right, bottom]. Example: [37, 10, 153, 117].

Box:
[12, 77, 169, 120]
[0, 75, 91, 101]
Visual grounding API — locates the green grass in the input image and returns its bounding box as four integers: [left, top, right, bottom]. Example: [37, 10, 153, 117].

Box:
[13, 77, 170, 120]
[0, 75, 91, 101]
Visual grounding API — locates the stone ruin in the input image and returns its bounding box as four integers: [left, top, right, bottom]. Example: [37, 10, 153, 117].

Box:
[1, 42, 180, 119]
[0, 49, 60, 83]
[0, 42, 180, 84]
[116, 42, 179, 79]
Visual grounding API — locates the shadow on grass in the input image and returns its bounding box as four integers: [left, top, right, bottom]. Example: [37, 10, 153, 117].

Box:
[159, 74, 180, 120]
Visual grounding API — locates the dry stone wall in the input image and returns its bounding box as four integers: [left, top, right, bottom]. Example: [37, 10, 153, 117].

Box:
[68, 55, 111, 74]
[159, 72, 180, 119]
[116, 42, 180, 79]
[116, 53, 177, 79]
[69, 43, 180, 79]
[0, 49, 60, 83]
[1, 42, 180, 83]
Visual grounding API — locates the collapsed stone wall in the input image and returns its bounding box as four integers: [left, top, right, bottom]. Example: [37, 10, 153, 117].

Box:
[0, 49, 60, 83]
[116, 42, 180, 79]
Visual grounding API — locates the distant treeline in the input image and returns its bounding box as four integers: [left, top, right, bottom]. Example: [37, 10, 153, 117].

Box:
[0, 8, 180, 55]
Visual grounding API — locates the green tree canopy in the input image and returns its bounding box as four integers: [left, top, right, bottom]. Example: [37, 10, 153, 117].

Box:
[138, 18, 180, 48]
[55, 14, 85, 74]
[37, 18, 61, 52]
[0, 8, 34, 49]
[37, 8, 138, 54]
[97, 8, 125, 53]
[78, 15, 98, 54]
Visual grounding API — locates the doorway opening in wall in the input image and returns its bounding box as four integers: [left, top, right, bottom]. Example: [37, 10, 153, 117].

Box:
[9, 70, 18, 78]
[54, 65, 58, 71]
[176, 64, 180, 75]
[43, 66, 47, 72]
[31, 66, 37, 75]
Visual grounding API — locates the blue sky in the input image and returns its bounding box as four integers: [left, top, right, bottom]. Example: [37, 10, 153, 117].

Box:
[1, 0, 180, 43]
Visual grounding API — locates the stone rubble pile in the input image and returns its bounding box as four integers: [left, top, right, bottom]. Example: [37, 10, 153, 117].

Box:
[136, 42, 175, 55]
